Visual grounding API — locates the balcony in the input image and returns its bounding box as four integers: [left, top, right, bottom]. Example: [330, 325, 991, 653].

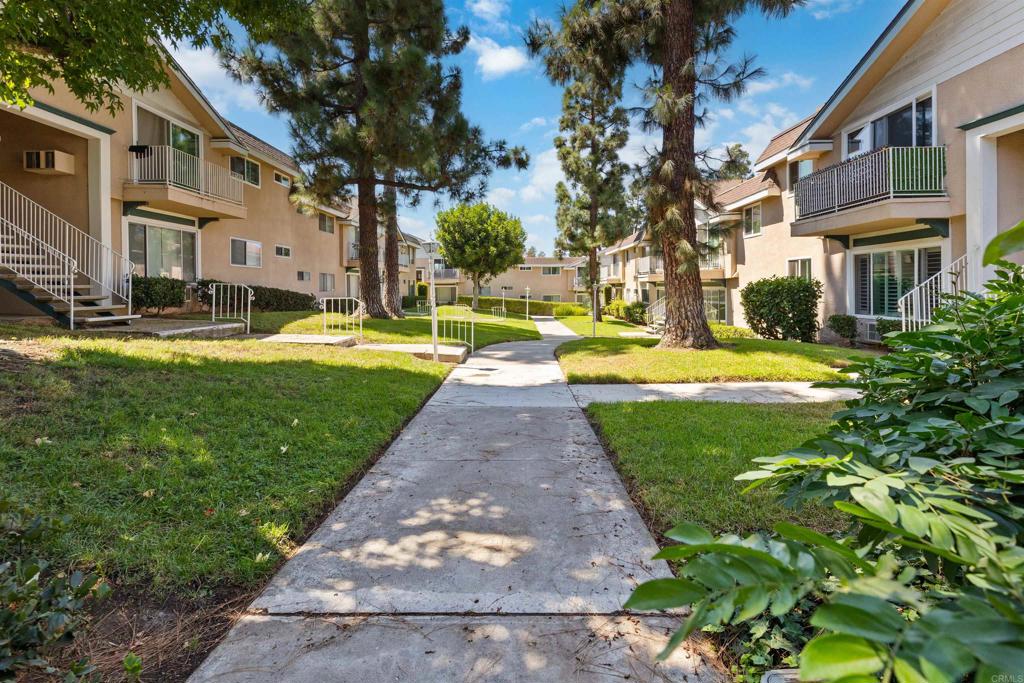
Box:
[600, 263, 622, 282]
[349, 243, 359, 260]
[399, 253, 410, 267]
[637, 254, 664, 279]
[793, 146, 950, 237]
[125, 145, 246, 219]
[430, 268, 460, 282]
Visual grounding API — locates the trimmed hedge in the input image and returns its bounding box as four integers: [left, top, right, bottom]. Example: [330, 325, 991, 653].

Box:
[456, 295, 560, 317]
[603, 298, 648, 325]
[131, 275, 186, 315]
[553, 303, 588, 316]
[874, 317, 903, 338]
[740, 276, 823, 342]
[195, 279, 317, 312]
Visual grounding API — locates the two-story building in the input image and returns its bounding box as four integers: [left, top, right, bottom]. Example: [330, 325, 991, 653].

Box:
[0, 55, 362, 327]
[412, 254, 588, 305]
[787, 0, 1024, 337]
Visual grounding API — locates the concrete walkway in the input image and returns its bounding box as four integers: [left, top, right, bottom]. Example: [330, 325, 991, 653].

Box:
[189, 317, 720, 682]
[571, 382, 858, 406]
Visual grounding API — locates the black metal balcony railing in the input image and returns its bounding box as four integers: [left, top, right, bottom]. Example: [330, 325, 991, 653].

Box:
[794, 146, 946, 219]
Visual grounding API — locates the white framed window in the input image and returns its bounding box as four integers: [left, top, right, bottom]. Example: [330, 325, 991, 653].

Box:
[742, 204, 762, 237]
[479, 286, 492, 296]
[318, 213, 335, 234]
[230, 156, 261, 186]
[230, 237, 262, 268]
[542, 294, 561, 302]
[275, 245, 292, 258]
[274, 171, 291, 187]
[787, 258, 812, 280]
[518, 265, 533, 271]
[128, 221, 198, 282]
[501, 285, 514, 292]
[541, 266, 561, 276]
[852, 245, 942, 318]
[297, 271, 311, 282]
[842, 92, 935, 159]
[703, 287, 727, 323]
[319, 273, 335, 292]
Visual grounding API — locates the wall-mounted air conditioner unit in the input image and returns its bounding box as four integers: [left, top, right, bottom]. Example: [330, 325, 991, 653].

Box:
[23, 150, 75, 175]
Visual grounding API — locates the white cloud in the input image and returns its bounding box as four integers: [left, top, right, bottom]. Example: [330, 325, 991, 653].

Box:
[718, 108, 736, 121]
[467, 0, 508, 24]
[740, 105, 801, 158]
[745, 71, 815, 97]
[398, 214, 428, 234]
[519, 148, 564, 203]
[522, 213, 551, 225]
[520, 116, 548, 132]
[165, 44, 263, 116]
[467, 36, 530, 80]
[805, 0, 864, 20]
[487, 186, 517, 209]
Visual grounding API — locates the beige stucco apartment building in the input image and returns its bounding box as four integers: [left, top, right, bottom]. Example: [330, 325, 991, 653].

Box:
[603, 0, 1024, 340]
[0, 56, 423, 325]
[413, 255, 587, 305]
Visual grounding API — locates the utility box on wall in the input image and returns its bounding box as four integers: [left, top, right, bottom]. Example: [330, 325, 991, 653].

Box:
[23, 150, 75, 175]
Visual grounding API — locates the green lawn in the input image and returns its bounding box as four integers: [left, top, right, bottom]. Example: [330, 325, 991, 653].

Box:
[0, 324, 448, 591]
[555, 314, 645, 337]
[558, 332, 873, 383]
[588, 401, 844, 535]
[182, 307, 540, 348]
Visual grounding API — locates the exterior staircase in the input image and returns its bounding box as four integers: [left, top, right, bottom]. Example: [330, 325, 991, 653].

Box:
[898, 254, 971, 331]
[645, 296, 667, 334]
[0, 181, 137, 328]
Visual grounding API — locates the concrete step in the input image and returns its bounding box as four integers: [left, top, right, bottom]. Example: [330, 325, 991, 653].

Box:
[78, 313, 141, 326]
[51, 302, 126, 315]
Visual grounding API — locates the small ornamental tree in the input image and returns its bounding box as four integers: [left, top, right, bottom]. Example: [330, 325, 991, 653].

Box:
[740, 276, 822, 342]
[435, 204, 526, 310]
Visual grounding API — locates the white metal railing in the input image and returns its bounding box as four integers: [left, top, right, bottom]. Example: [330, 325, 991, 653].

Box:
[898, 255, 970, 332]
[320, 297, 364, 338]
[1, 217, 78, 328]
[440, 303, 475, 352]
[646, 296, 667, 326]
[700, 248, 723, 270]
[432, 268, 460, 281]
[130, 145, 244, 204]
[795, 146, 946, 219]
[416, 299, 430, 314]
[490, 306, 506, 320]
[600, 263, 621, 280]
[349, 243, 360, 260]
[0, 180, 132, 314]
[210, 282, 253, 333]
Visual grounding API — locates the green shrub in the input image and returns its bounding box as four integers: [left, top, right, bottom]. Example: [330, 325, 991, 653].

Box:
[825, 313, 858, 346]
[602, 299, 648, 325]
[874, 317, 902, 338]
[455, 295, 559, 316]
[195, 280, 317, 312]
[401, 295, 419, 310]
[603, 286, 613, 306]
[416, 281, 428, 297]
[131, 275, 186, 315]
[625, 261, 1024, 681]
[1, 497, 110, 680]
[602, 298, 627, 319]
[740, 276, 823, 342]
[553, 303, 588, 316]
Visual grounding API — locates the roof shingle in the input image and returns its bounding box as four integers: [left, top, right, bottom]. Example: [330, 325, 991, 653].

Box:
[754, 114, 815, 164]
[227, 122, 299, 173]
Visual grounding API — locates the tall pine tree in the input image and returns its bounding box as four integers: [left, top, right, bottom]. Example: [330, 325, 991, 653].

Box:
[226, 1, 526, 318]
[556, 0, 802, 347]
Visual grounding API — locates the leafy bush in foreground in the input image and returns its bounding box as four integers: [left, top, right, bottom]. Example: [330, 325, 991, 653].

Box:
[628, 260, 1024, 681]
[825, 313, 857, 346]
[131, 275, 186, 315]
[1, 497, 109, 680]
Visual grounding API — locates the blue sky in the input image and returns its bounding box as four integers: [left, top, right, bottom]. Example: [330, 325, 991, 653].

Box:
[169, 0, 905, 253]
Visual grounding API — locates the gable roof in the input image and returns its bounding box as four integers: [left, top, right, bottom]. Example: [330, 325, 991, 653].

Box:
[163, 50, 242, 146]
[713, 170, 781, 209]
[227, 122, 299, 174]
[794, 0, 950, 147]
[755, 115, 815, 164]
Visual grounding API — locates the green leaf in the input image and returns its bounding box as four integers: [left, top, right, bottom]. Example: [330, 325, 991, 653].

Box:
[623, 578, 704, 611]
[811, 597, 904, 644]
[897, 504, 929, 538]
[851, 486, 899, 524]
[983, 218, 1024, 264]
[800, 634, 886, 680]
[664, 523, 713, 545]
[893, 657, 931, 683]
[774, 522, 871, 571]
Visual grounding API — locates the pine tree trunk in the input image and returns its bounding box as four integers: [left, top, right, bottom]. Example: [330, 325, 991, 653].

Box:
[589, 246, 602, 322]
[357, 177, 388, 319]
[382, 182, 403, 318]
[657, 0, 717, 349]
